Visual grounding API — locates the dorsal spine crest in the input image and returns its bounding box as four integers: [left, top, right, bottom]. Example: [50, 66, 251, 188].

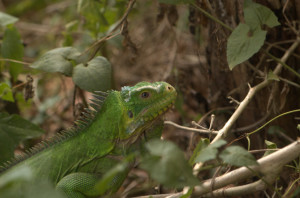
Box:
[0, 91, 109, 173]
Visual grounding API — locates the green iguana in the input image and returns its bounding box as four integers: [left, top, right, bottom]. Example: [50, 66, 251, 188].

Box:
[0, 81, 177, 198]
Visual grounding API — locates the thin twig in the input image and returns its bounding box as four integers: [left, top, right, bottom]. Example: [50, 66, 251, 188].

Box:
[249, 149, 279, 154]
[191, 2, 233, 31]
[164, 121, 218, 135]
[211, 37, 300, 144]
[0, 58, 31, 65]
[81, 0, 136, 60]
[193, 140, 300, 196]
[234, 113, 270, 132]
[278, 76, 300, 88]
[133, 141, 300, 198]
[181, 37, 300, 197]
[197, 106, 235, 125]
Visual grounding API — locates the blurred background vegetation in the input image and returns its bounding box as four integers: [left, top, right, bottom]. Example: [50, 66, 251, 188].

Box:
[0, 0, 299, 197]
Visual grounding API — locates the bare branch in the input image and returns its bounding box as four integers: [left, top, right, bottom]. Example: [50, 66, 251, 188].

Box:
[193, 140, 300, 196]
[131, 141, 300, 198]
[164, 121, 218, 136]
[211, 37, 300, 144]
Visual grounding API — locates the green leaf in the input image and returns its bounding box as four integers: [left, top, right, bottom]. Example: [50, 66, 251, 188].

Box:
[263, 140, 277, 157]
[189, 138, 209, 165]
[244, 0, 280, 30]
[0, 83, 14, 102]
[0, 166, 66, 198]
[73, 56, 112, 92]
[30, 47, 81, 76]
[0, 113, 44, 163]
[0, 12, 18, 26]
[194, 139, 226, 163]
[0, 166, 32, 188]
[220, 146, 258, 167]
[227, 23, 266, 69]
[158, 0, 195, 4]
[140, 140, 199, 188]
[1, 26, 24, 82]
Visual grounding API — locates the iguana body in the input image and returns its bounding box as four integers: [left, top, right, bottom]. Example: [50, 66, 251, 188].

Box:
[0, 81, 177, 197]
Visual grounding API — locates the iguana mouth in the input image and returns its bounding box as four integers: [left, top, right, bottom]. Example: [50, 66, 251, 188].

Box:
[140, 94, 176, 122]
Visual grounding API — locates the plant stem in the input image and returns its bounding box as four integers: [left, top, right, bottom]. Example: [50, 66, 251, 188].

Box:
[191, 2, 233, 31]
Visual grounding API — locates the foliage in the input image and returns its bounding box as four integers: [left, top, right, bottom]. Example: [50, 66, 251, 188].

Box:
[194, 139, 226, 163]
[219, 146, 258, 167]
[0, 166, 66, 198]
[31, 48, 111, 92]
[191, 139, 258, 167]
[0, 0, 299, 197]
[227, 0, 280, 69]
[140, 140, 199, 188]
[0, 83, 14, 102]
[0, 112, 44, 163]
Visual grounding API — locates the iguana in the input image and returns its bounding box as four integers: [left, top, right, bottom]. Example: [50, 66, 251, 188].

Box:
[0, 81, 177, 198]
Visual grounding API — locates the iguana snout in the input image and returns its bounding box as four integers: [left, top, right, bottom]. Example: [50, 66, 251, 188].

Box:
[120, 81, 177, 138]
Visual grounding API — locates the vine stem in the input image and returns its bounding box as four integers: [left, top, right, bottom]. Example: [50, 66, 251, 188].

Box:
[247, 109, 300, 136]
[211, 37, 300, 144]
[133, 140, 300, 198]
[180, 36, 300, 197]
[81, 0, 136, 60]
[0, 58, 30, 65]
[191, 2, 233, 31]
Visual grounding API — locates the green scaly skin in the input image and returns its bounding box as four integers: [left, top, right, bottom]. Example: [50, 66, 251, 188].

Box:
[0, 81, 177, 198]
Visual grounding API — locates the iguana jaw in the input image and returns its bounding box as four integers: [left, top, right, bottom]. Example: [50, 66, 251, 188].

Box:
[139, 94, 176, 122]
[121, 82, 177, 138]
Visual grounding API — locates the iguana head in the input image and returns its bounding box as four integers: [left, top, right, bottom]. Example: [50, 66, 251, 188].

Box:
[120, 81, 177, 139]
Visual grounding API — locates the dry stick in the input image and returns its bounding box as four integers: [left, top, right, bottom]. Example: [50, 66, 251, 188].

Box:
[164, 121, 218, 135]
[212, 37, 300, 144]
[193, 140, 300, 196]
[182, 37, 300, 196]
[199, 171, 280, 197]
[132, 140, 300, 198]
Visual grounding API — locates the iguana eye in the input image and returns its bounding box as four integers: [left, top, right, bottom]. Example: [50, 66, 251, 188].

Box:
[140, 91, 150, 99]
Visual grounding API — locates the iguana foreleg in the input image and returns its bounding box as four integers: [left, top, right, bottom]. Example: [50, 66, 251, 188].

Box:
[56, 172, 100, 198]
[56, 121, 164, 198]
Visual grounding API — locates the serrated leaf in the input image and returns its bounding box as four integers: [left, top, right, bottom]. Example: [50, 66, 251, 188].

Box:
[0, 83, 14, 102]
[1, 26, 24, 82]
[159, 0, 194, 4]
[244, 0, 280, 30]
[263, 140, 277, 157]
[0, 12, 18, 26]
[194, 139, 226, 163]
[73, 56, 111, 92]
[0, 113, 44, 163]
[227, 23, 266, 69]
[140, 140, 199, 188]
[189, 138, 210, 165]
[30, 47, 81, 76]
[220, 146, 258, 167]
[267, 71, 280, 81]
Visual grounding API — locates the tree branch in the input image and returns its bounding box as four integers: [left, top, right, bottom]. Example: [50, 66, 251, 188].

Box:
[164, 121, 218, 136]
[193, 140, 300, 196]
[211, 37, 300, 144]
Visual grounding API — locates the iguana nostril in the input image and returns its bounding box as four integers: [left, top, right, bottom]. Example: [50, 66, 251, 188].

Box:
[167, 86, 172, 91]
